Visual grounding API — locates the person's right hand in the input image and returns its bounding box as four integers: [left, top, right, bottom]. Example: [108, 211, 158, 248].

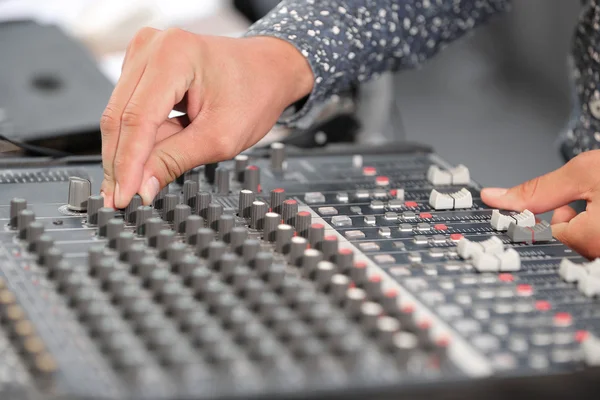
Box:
[100, 28, 314, 209]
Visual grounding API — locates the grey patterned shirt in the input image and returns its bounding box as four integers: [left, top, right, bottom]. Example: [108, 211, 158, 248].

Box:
[245, 0, 600, 160]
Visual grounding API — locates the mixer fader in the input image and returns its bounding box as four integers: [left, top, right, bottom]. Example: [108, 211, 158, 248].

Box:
[0, 143, 599, 400]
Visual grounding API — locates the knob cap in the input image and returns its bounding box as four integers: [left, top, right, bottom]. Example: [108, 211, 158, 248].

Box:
[238, 190, 255, 219]
[253, 252, 273, 276]
[282, 200, 298, 227]
[196, 191, 212, 219]
[207, 241, 227, 267]
[295, 211, 311, 238]
[184, 215, 203, 245]
[124, 195, 142, 225]
[335, 248, 354, 274]
[215, 168, 230, 195]
[301, 249, 324, 278]
[234, 155, 249, 182]
[156, 230, 176, 256]
[124, 243, 145, 266]
[174, 204, 191, 233]
[97, 208, 115, 237]
[218, 214, 234, 242]
[242, 239, 260, 265]
[289, 236, 308, 266]
[270, 142, 285, 171]
[35, 235, 54, 260]
[166, 242, 186, 266]
[43, 247, 63, 269]
[163, 194, 179, 222]
[308, 223, 325, 250]
[243, 166, 260, 193]
[67, 177, 91, 212]
[17, 210, 35, 240]
[86, 195, 104, 225]
[322, 236, 338, 262]
[263, 212, 280, 243]
[204, 163, 218, 184]
[250, 201, 268, 230]
[116, 232, 134, 256]
[275, 224, 294, 254]
[10, 198, 26, 229]
[270, 188, 285, 215]
[183, 180, 198, 210]
[135, 206, 153, 236]
[207, 203, 223, 231]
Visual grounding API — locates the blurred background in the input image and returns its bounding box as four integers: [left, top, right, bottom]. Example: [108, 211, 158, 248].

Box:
[0, 0, 582, 190]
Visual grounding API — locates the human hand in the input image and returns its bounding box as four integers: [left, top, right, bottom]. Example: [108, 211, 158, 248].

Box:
[100, 28, 314, 209]
[481, 150, 600, 259]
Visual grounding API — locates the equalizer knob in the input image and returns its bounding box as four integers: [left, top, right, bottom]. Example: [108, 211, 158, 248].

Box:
[204, 163, 218, 184]
[263, 213, 280, 243]
[10, 198, 26, 229]
[282, 200, 298, 227]
[250, 201, 268, 230]
[289, 237, 308, 266]
[67, 177, 91, 212]
[124, 195, 142, 225]
[174, 204, 191, 234]
[275, 224, 294, 254]
[196, 191, 212, 219]
[238, 190, 255, 219]
[97, 208, 115, 237]
[195, 228, 215, 259]
[270, 189, 285, 215]
[135, 206, 153, 236]
[145, 217, 163, 248]
[218, 214, 234, 243]
[163, 194, 179, 222]
[86, 195, 104, 225]
[309, 223, 325, 250]
[184, 215, 203, 245]
[107, 219, 125, 249]
[17, 210, 35, 240]
[183, 180, 198, 210]
[153, 186, 169, 210]
[26, 222, 44, 249]
[207, 203, 223, 231]
[270, 142, 285, 171]
[234, 155, 249, 182]
[295, 211, 311, 238]
[215, 168, 230, 195]
[229, 227, 247, 254]
[243, 166, 260, 193]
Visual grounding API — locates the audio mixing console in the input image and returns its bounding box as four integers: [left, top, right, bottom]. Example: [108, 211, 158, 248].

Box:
[0, 142, 599, 400]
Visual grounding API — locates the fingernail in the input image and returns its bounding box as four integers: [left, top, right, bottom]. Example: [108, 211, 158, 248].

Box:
[100, 190, 105, 198]
[140, 176, 160, 204]
[482, 188, 508, 198]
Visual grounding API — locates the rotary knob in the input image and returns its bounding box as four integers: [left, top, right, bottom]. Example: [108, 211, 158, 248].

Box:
[218, 214, 234, 243]
[196, 191, 212, 219]
[97, 208, 115, 237]
[135, 206, 153, 236]
[263, 212, 280, 243]
[67, 177, 91, 212]
[163, 194, 179, 222]
[124, 195, 142, 225]
[250, 201, 268, 230]
[207, 203, 223, 231]
[295, 211, 311, 238]
[270, 142, 285, 171]
[238, 190, 255, 219]
[174, 204, 191, 234]
[270, 188, 285, 215]
[86, 195, 104, 225]
[234, 154, 249, 182]
[215, 168, 230, 195]
[10, 198, 26, 229]
[282, 200, 298, 227]
[204, 163, 218, 184]
[183, 180, 199, 210]
[243, 166, 260, 193]
[17, 210, 35, 240]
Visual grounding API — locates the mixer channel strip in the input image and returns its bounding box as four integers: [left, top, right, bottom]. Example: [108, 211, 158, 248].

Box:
[0, 144, 599, 399]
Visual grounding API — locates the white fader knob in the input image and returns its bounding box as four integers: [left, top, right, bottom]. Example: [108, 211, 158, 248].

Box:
[581, 333, 600, 366]
[450, 164, 470, 185]
[457, 236, 504, 259]
[427, 164, 470, 185]
[559, 258, 588, 283]
[491, 209, 535, 231]
[429, 188, 473, 210]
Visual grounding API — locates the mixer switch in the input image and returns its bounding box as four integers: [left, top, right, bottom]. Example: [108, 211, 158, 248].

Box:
[67, 177, 91, 212]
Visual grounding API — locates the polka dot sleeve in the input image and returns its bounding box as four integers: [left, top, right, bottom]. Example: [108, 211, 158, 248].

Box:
[245, 0, 512, 126]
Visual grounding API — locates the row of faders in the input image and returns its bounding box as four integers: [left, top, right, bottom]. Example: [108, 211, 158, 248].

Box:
[1, 146, 600, 399]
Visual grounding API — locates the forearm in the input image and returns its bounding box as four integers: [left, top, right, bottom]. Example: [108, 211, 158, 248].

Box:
[245, 0, 512, 125]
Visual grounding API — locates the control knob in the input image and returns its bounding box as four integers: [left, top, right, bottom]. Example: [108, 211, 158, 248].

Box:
[67, 177, 91, 212]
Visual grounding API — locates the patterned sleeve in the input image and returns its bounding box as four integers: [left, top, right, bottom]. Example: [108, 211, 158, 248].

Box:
[244, 0, 512, 126]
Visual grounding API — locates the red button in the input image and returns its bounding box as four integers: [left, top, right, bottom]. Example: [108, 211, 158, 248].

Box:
[450, 233, 463, 241]
[363, 166, 377, 176]
[498, 273, 514, 282]
[517, 284, 533, 296]
[390, 189, 398, 197]
[535, 300, 552, 311]
[405, 201, 418, 208]
[553, 312, 572, 327]
[576, 330, 589, 343]
[376, 176, 390, 186]
[420, 213, 432, 219]
[434, 224, 448, 231]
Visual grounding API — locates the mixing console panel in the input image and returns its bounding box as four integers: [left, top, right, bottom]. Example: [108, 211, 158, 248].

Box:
[0, 143, 599, 400]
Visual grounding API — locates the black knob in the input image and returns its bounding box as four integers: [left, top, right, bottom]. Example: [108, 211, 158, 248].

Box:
[234, 154, 249, 182]
[218, 214, 234, 242]
[196, 191, 212, 219]
[97, 208, 115, 237]
[295, 211, 311, 238]
[275, 224, 294, 254]
[301, 249, 324, 278]
[107, 219, 125, 249]
[153, 186, 169, 210]
[17, 210, 35, 240]
[322, 235, 338, 262]
[250, 201, 268, 230]
[135, 205, 153, 236]
[243, 165, 260, 193]
[87, 195, 104, 225]
[270, 142, 285, 171]
[282, 200, 298, 227]
[229, 227, 247, 254]
[263, 212, 280, 243]
[67, 177, 91, 212]
[270, 188, 285, 215]
[238, 190, 255, 219]
[207, 203, 223, 231]
[163, 194, 179, 222]
[335, 248, 354, 274]
[124, 195, 142, 224]
[174, 204, 191, 233]
[195, 228, 215, 258]
[242, 239, 261, 265]
[184, 215, 203, 245]
[183, 180, 198, 210]
[308, 223, 325, 250]
[116, 232, 135, 256]
[25, 222, 44, 249]
[204, 163, 218, 184]
[10, 198, 27, 230]
[215, 168, 230, 195]
[288, 236, 308, 266]
[145, 217, 163, 248]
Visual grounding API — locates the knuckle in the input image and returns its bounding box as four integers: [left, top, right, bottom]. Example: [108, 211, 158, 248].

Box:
[120, 102, 144, 130]
[155, 149, 187, 184]
[130, 27, 158, 50]
[100, 104, 120, 135]
[211, 136, 237, 161]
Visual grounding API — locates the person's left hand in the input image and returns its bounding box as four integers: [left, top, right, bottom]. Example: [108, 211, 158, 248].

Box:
[481, 149, 600, 259]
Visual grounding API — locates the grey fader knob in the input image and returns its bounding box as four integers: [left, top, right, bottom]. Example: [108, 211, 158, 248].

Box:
[135, 206, 152, 236]
[295, 211, 311, 238]
[238, 190, 255, 219]
[234, 154, 249, 182]
[145, 218, 163, 248]
[263, 213, 280, 243]
[218, 214, 234, 242]
[250, 201, 267, 230]
[107, 219, 125, 249]
[230, 227, 247, 254]
[97, 208, 115, 237]
[184, 215, 203, 245]
[196, 191, 212, 219]
[10, 198, 26, 229]
[163, 194, 179, 222]
[195, 228, 214, 259]
[183, 180, 198, 210]
[68, 177, 91, 212]
[275, 224, 294, 254]
[243, 166, 260, 193]
[282, 200, 298, 227]
[26, 222, 44, 247]
[174, 204, 191, 234]
[215, 168, 230, 195]
[17, 210, 35, 240]
[207, 203, 223, 231]
[124, 195, 142, 225]
[270, 142, 285, 171]
[87, 195, 104, 225]
[242, 239, 260, 265]
[270, 188, 285, 215]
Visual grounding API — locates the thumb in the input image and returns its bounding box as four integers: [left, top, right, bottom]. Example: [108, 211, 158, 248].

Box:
[481, 161, 588, 214]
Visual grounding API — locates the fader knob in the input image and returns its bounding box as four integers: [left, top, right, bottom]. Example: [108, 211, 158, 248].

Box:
[229, 227, 247, 254]
[86, 195, 104, 225]
[124, 195, 142, 225]
[242, 239, 261, 265]
[250, 201, 268, 230]
[282, 200, 298, 227]
[238, 190, 255, 219]
[270, 142, 285, 171]
[218, 214, 234, 242]
[195, 228, 215, 259]
[10, 198, 26, 229]
[243, 166, 260, 193]
[135, 206, 152, 236]
[196, 191, 212, 219]
[263, 213, 280, 243]
[234, 155, 249, 182]
[17, 210, 35, 240]
[275, 224, 294, 254]
[184, 215, 203, 245]
[174, 204, 191, 234]
[183, 180, 198, 210]
[207, 203, 223, 231]
[270, 188, 285, 215]
[145, 218, 163, 248]
[215, 168, 230, 195]
[97, 208, 115, 237]
[26, 222, 44, 248]
[204, 163, 218, 184]
[163, 194, 179, 222]
[116, 232, 134, 256]
[67, 177, 91, 212]
[295, 211, 311, 238]
[106, 219, 125, 249]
